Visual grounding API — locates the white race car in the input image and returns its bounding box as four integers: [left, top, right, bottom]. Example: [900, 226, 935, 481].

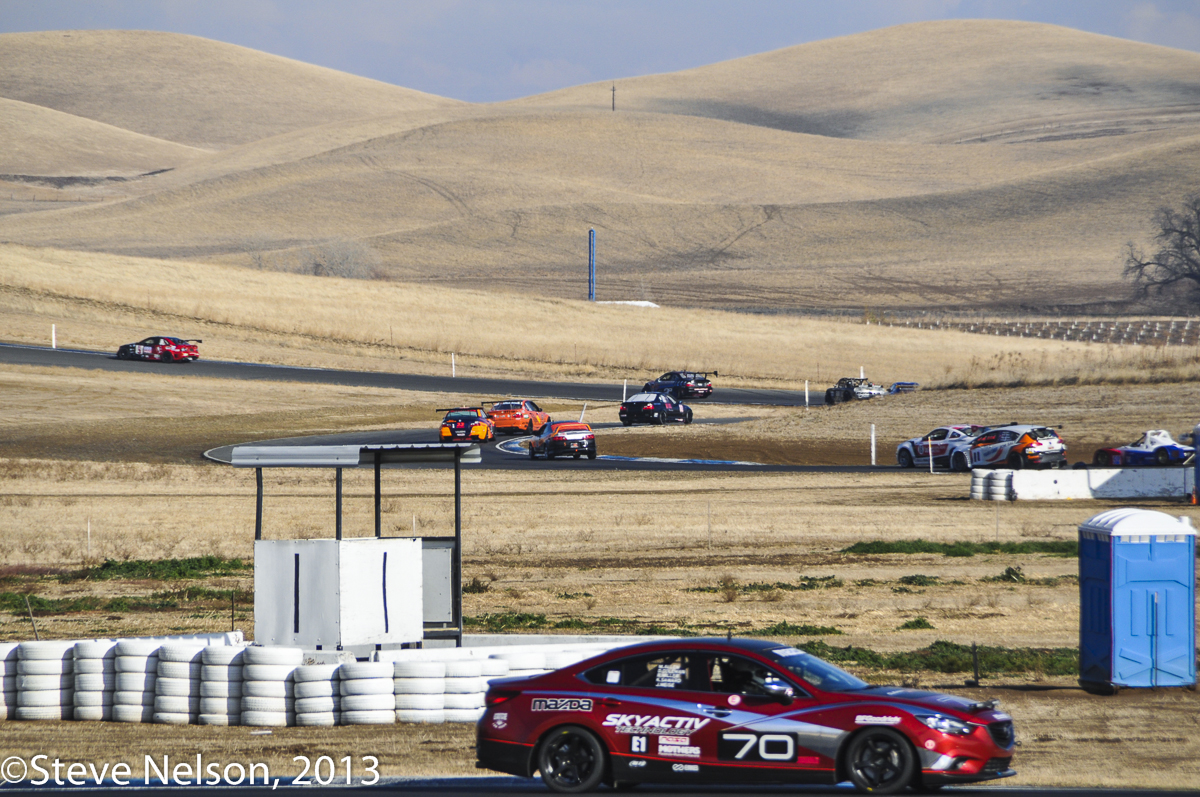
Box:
[896, 425, 987, 471]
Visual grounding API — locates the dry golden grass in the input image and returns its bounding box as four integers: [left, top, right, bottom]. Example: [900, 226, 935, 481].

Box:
[11, 244, 1200, 390]
[3, 23, 1200, 311]
[0, 30, 463, 149]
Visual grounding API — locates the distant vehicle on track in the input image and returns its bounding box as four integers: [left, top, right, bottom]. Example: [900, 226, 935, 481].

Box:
[528, 420, 596, 460]
[619, 392, 693, 426]
[438, 407, 495, 443]
[1092, 430, 1194, 467]
[642, 371, 715, 400]
[969, 425, 1066, 470]
[825, 377, 886, 404]
[115, 336, 201, 362]
[486, 399, 550, 435]
[887, 381, 920, 394]
[475, 636, 1017, 794]
[896, 425, 987, 471]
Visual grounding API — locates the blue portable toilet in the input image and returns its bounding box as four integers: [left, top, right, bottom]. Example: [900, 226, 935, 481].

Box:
[1078, 508, 1196, 691]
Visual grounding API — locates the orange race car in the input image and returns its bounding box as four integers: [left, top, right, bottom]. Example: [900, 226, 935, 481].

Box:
[438, 407, 495, 443]
[486, 399, 550, 435]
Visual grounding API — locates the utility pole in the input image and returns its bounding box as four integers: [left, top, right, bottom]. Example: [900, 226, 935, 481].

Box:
[611, 83, 615, 111]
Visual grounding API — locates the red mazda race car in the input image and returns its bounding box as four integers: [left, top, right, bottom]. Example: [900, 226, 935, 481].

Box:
[477, 638, 1016, 794]
[115, 336, 201, 362]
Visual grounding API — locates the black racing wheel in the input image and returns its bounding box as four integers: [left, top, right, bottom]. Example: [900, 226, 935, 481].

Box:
[538, 725, 606, 794]
[844, 728, 915, 795]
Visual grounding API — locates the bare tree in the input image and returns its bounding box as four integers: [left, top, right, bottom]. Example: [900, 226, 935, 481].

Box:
[1124, 194, 1200, 303]
[306, 239, 383, 280]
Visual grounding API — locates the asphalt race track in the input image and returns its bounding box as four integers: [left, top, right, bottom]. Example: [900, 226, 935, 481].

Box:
[0, 778, 1189, 796]
[0, 343, 818, 406]
[202, 423, 877, 473]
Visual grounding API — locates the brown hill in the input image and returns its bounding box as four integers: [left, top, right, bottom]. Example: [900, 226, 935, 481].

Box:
[0, 96, 203, 178]
[2, 21, 1199, 314]
[513, 20, 1200, 143]
[0, 30, 465, 149]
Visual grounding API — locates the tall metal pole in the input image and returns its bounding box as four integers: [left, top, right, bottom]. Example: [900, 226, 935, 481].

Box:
[588, 229, 596, 301]
[453, 449, 463, 646]
[335, 467, 343, 541]
[255, 468, 263, 541]
[374, 451, 382, 538]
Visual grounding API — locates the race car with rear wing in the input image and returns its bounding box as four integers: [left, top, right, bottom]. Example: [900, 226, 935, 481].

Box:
[438, 407, 495, 443]
[619, 392, 693, 425]
[115, 336, 201, 362]
[896, 425, 986, 471]
[642, 371, 714, 400]
[968, 424, 1066, 469]
[1092, 429, 1194, 467]
[476, 637, 1016, 794]
[486, 399, 550, 435]
[528, 420, 596, 460]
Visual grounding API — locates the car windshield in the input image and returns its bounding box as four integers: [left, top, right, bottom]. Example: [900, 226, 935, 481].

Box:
[626, 393, 659, 403]
[491, 401, 522, 411]
[766, 647, 869, 692]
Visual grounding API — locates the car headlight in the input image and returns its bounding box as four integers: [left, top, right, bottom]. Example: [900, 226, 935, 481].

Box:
[916, 714, 977, 735]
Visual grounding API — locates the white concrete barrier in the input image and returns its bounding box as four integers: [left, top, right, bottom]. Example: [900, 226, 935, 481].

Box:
[971, 467, 1194, 501]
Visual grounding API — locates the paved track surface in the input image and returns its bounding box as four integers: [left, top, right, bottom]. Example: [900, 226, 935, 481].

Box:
[0, 779, 1188, 795]
[0, 344, 818, 406]
[204, 426, 880, 473]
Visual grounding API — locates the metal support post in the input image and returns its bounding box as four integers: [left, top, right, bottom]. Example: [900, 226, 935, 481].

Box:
[255, 467, 263, 540]
[374, 451, 382, 538]
[335, 467, 343, 541]
[453, 449, 463, 646]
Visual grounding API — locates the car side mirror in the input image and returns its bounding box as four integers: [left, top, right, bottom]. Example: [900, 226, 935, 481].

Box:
[762, 682, 793, 705]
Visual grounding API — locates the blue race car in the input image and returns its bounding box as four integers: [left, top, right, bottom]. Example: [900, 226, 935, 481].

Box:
[1092, 430, 1194, 467]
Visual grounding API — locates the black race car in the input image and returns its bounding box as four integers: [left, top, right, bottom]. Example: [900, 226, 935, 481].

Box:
[642, 371, 714, 400]
[529, 421, 597, 460]
[115, 336, 201, 362]
[619, 392, 693, 426]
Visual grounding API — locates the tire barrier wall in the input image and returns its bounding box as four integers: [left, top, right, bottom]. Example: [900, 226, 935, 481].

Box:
[4, 636, 649, 726]
[971, 467, 1195, 501]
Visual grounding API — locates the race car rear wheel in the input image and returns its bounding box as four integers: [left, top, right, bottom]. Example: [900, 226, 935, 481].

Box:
[586, 452, 596, 460]
[1007, 452, 1024, 469]
[537, 725, 606, 794]
[844, 728, 915, 795]
[683, 409, 692, 425]
[1093, 450, 1111, 467]
[528, 446, 537, 459]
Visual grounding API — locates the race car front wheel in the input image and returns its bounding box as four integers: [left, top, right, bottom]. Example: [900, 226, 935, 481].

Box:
[1155, 447, 1171, 466]
[538, 725, 606, 794]
[897, 449, 913, 469]
[844, 728, 915, 795]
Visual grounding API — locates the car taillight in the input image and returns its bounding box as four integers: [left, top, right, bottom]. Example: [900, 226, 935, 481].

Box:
[486, 689, 519, 706]
[643, 404, 654, 410]
[584, 434, 594, 440]
[553, 435, 567, 442]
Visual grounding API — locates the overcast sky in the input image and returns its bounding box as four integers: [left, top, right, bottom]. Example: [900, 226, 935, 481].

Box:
[3, 1, 1199, 102]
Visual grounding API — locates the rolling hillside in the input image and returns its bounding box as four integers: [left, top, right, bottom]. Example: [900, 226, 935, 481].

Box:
[1, 21, 1199, 314]
[0, 30, 464, 149]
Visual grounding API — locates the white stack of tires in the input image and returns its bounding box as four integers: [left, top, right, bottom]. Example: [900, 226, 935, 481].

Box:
[16, 640, 77, 721]
[442, 660, 485, 723]
[490, 650, 546, 679]
[394, 661, 445, 724]
[1, 643, 19, 720]
[294, 664, 340, 727]
[154, 644, 205, 725]
[240, 646, 301, 727]
[339, 662, 394, 725]
[199, 645, 245, 726]
[72, 640, 117, 721]
[479, 657, 511, 688]
[113, 640, 161, 723]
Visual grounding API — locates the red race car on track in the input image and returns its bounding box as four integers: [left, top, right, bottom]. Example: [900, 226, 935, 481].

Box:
[477, 637, 1016, 794]
[115, 336, 201, 362]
